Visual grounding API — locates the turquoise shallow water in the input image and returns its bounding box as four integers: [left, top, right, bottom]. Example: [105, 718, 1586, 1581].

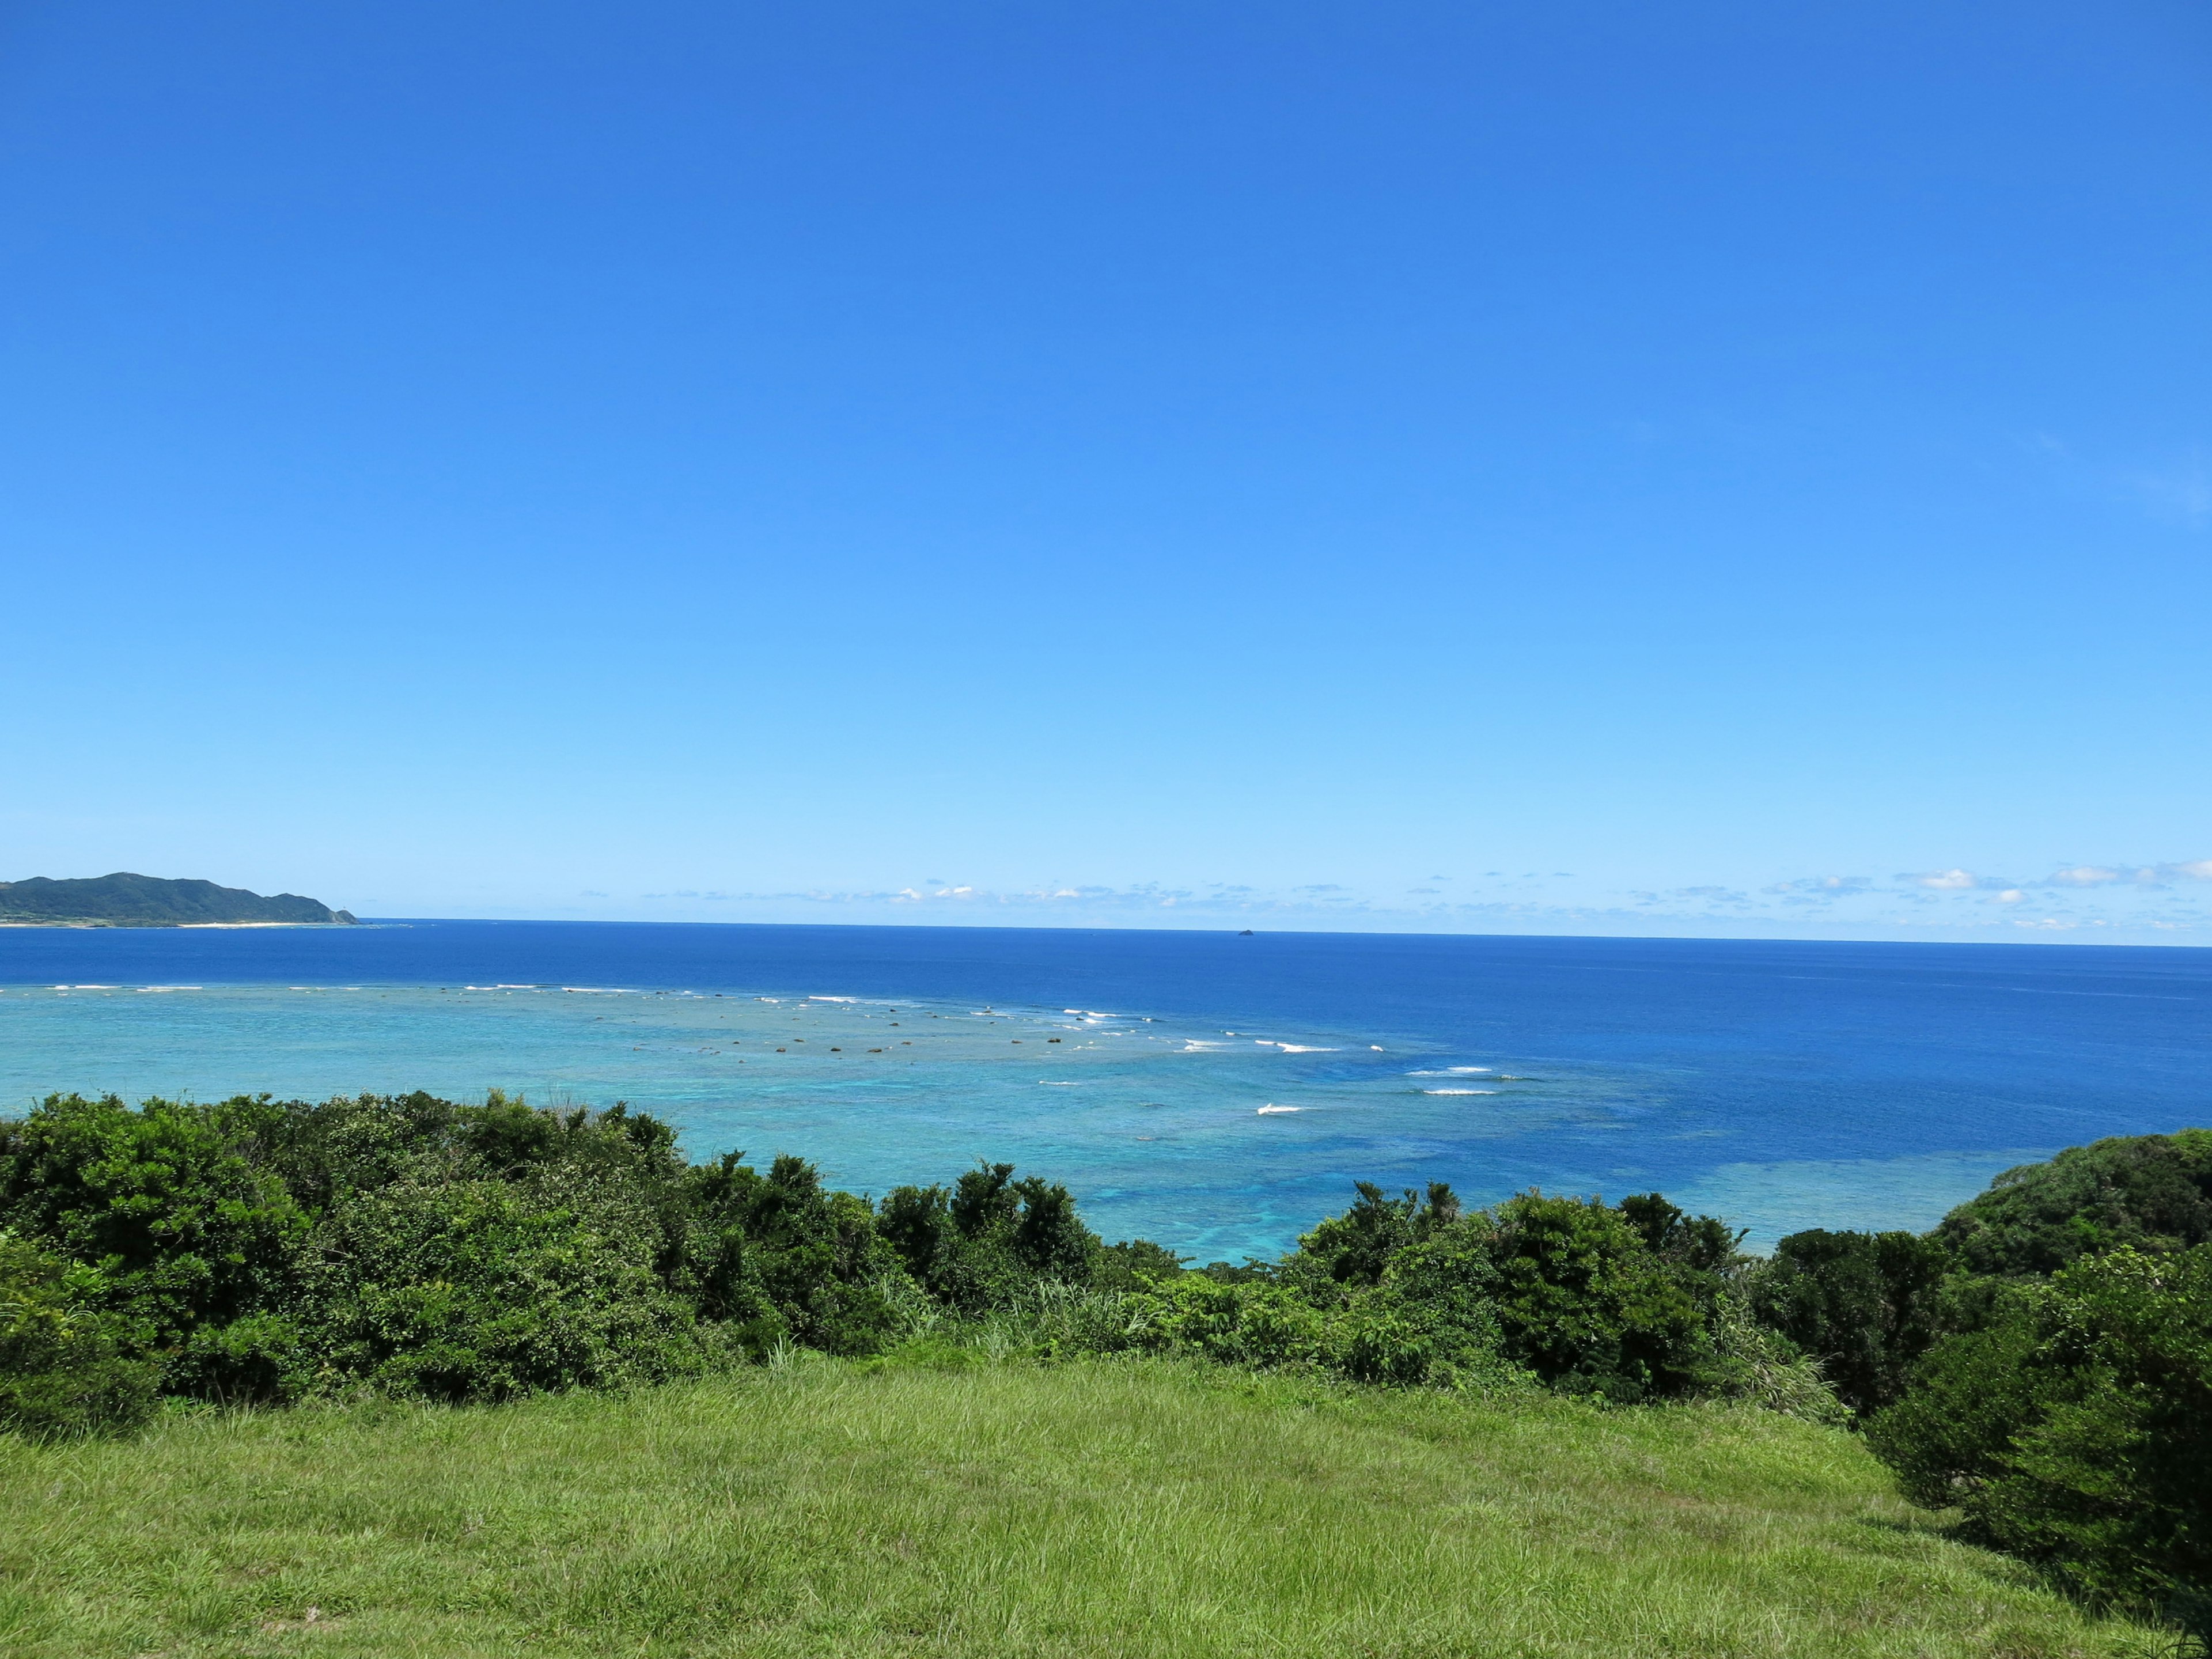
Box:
[2, 922, 2206, 1259]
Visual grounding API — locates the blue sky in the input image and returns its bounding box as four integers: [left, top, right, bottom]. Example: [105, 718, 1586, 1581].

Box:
[2, 1, 2207, 941]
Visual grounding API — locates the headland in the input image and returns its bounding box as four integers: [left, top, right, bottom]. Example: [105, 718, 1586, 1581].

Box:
[0, 872, 356, 927]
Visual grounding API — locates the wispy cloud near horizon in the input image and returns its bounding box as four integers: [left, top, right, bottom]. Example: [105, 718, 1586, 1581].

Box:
[607, 850, 2212, 944]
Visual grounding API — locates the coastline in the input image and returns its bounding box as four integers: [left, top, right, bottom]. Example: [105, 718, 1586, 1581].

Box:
[0, 920, 358, 930]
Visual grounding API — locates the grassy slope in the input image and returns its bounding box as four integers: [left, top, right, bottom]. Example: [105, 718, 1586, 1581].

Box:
[0, 1359, 2156, 1659]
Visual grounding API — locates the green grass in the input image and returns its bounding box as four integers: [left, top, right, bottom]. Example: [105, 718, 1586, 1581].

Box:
[0, 1357, 2162, 1658]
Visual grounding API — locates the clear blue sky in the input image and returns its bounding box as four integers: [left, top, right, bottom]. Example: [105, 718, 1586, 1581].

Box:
[3, 1, 2207, 941]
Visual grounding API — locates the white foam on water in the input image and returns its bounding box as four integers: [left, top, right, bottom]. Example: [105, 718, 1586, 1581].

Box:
[136, 986, 202, 992]
[810, 995, 857, 1002]
[563, 987, 634, 994]
[1255, 1104, 1300, 1115]
[1423, 1088, 1496, 1096]
[73, 985, 118, 990]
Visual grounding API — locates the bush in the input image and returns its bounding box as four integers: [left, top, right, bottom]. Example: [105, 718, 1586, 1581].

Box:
[1285, 1180, 1459, 1294]
[1483, 1192, 1714, 1402]
[1093, 1237, 1188, 1291]
[877, 1162, 1102, 1316]
[165, 1311, 313, 1405]
[1933, 1130, 2212, 1279]
[1868, 1244, 2211, 1635]
[0, 1233, 158, 1438]
[1346, 1222, 1512, 1388]
[1701, 1291, 1851, 1425]
[0, 1093, 309, 1366]
[1131, 1277, 1331, 1369]
[684, 1152, 901, 1355]
[303, 1172, 702, 1400]
[1748, 1229, 1949, 1413]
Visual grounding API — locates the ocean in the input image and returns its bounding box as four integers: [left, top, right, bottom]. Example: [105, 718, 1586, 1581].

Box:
[2, 922, 2205, 1260]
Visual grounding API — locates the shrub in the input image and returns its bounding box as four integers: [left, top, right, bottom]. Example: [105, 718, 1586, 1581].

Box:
[1094, 1237, 1188, 1291]
[1131, 1277, 1331, 1369]
[1619, 1192, 1744, 1272]
[1484, 1192, 1714, 1402]
[1286, 1181, 1459, 1294]
[1748, 1229, 1950, 1413]
[1868, 1244, 2212, 1635]
[877, 1162, 1102, 1316]
[688, 1153, 899, 1355]
[1933, 1130, 2212, 1279]
[1347, 1222, 1512, 1387]
[0, 1233, 159, 1438]
[165, 1311, 313, 1405]
[1109, 1223, 1514, 1390]
[302, 1173, 701, 1401]
[0, 1093, 309, 1367]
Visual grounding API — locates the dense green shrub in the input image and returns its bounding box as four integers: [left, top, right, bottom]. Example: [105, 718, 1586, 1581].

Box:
[1344, 1222, 1512, 1387]
[1933, 1130, 2212, 1279]
[304, 1171, 701, 1400]
[1117, 1187, 1731, 1399]
[0, 1093, 309, 1373]
[878, 1162, 1101, 1315]
[1093, 1237, 1188, 1291]
[1284, 1180, 1459, 1293]
[0, 1232, 158, 1437]
[1868, 1243, 2211, 1636]
[1618, 1191, 1744, 1271]
[1748, 1228, 1950, 1413]
[1480, 1192, 1719, 1402]
[1132, 1277, 1331, 1368]
[686, 1152, 898, 1355]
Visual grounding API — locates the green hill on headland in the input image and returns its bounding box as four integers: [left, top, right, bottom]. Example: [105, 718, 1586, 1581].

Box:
[0, 872, 355, 927]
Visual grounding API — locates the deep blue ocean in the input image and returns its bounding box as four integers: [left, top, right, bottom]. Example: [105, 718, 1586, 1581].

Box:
[2, 922, 2205, 1260]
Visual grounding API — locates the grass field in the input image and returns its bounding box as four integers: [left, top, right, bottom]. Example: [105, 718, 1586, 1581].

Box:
[0, 1356, 2162, 1658]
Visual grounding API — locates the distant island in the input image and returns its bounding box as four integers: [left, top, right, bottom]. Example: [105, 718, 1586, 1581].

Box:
[0, 872, 357, 927]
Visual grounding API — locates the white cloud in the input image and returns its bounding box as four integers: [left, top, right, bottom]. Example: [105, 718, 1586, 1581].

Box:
[1763, 876, 1872, 900]
[2029, 862, 2212, 888]
[2133, 859, 2212, 885]
[2048, 865, 2123, 887]
[1905, 869, 1980, 890]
